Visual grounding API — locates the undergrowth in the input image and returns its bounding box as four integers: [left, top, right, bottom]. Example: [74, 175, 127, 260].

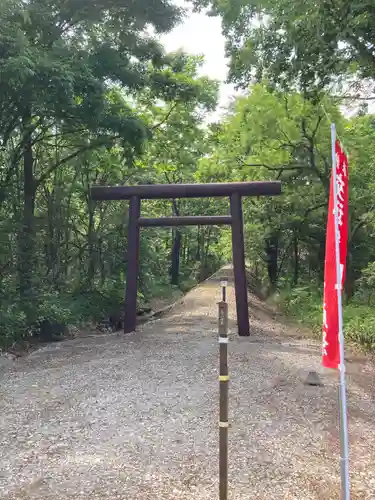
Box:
[276, 285, 375, 351]
[0, 276, 197, 350]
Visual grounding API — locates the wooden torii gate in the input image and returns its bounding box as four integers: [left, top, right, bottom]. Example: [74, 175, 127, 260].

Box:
[91, 181, 281, 335]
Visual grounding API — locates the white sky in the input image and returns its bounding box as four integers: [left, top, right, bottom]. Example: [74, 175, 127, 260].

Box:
[161, 5, 238, 121]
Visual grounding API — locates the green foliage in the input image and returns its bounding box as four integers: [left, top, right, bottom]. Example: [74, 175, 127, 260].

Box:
[343, 306, 375, 350]
[0, 0, 223, 347]
[1, 0, 375, 356]
[0, 304, 28, 347]
[277, 285, 323, 330]
[197, 84, 339, 284]
[277, 287, 375, 350]
[194, 0, 375, 93]
[37, 293, 74, 324]
[195, 82, 375, 350]
[354, 262, 375, 304]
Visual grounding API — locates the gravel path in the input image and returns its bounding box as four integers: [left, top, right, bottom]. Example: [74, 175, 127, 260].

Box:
[1, 268, 375, 500]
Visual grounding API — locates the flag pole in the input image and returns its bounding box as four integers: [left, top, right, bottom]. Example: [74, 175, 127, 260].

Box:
[331, 123, 350, 500]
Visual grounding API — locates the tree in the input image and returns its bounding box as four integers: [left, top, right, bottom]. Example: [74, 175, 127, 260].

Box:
[0, 0, 208, 317]
[343, 114, 375, 296]
[0, 28, 223, 343]
[193, 0, 375, 94]
[135, 55, 219, 285]
[196, 84, 348, 288]
[197, 82, 375, 302]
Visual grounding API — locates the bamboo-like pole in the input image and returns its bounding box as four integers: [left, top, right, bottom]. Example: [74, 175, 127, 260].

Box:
[219, 278, 229, 500]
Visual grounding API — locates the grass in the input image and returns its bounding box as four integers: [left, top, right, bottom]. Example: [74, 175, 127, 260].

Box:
[275, 285, 375, 351]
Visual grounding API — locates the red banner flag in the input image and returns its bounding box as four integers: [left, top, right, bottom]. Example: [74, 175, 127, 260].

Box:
[322, 140, 349, 369]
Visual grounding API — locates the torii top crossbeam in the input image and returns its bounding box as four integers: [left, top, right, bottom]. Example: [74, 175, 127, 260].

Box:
[91, 181, 281, 200]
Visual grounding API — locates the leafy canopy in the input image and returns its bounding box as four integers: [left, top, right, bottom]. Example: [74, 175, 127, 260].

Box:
[0, 0, 207, 157]
[193, 0, 375, 93]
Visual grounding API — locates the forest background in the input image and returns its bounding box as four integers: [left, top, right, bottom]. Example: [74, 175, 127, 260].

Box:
[1, 0, 375, 349]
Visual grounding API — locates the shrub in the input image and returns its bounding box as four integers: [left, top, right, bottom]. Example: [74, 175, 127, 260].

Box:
[0, 304, 28, 348]
[277, 285, 322, 332]
[344, 304, 375, 350]
[278, 284, 375, 350]
[355, 262, 375, 305]
[37, 293, 74, 324]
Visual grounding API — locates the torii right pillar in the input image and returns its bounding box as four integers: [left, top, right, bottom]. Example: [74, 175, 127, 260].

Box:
[230, 193, 249, 336]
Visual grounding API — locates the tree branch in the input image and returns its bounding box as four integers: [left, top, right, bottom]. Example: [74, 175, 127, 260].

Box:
[36, 136, 120, 186]
[335, 95, 375, 100]
[350, 205, 375, 241]
[277, 202, 326, 276]
[164, 171, 180, 215]
[301, 119, 329, 191]
[240, 161, 307, 171]
[151, 103, 178, 130]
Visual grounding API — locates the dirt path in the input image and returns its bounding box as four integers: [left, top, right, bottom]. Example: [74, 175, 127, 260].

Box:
[1, 268, 375, 500]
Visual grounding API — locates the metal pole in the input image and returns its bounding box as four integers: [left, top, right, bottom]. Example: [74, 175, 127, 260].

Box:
[331, 123, 350, 500]
[219, 278, 229, 500]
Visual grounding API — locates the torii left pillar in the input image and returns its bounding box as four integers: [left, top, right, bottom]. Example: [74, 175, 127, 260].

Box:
[124, 196, 140, 333]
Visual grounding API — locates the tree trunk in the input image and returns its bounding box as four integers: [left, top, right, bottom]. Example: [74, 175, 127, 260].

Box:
[44, 184, 62, 289]
[18, 112, 37, 317]
[200, 227, 212, 281]
[265, 234, 278, 291]
[254, 261, 259, 281]
[45, 188, 54, 279]
[203, 227, 212, 267]
[87, 196, 96, 288]
[169, 198, 181, 285]
[196, 227, 201, 260]
[182, 234, 187, 265]
[293, 233, 299, 285]
[62, 192, 73, 281]
[170, 229, 181, 286]
[317, 236, 326, 282]
[344, 250, 357, 300]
